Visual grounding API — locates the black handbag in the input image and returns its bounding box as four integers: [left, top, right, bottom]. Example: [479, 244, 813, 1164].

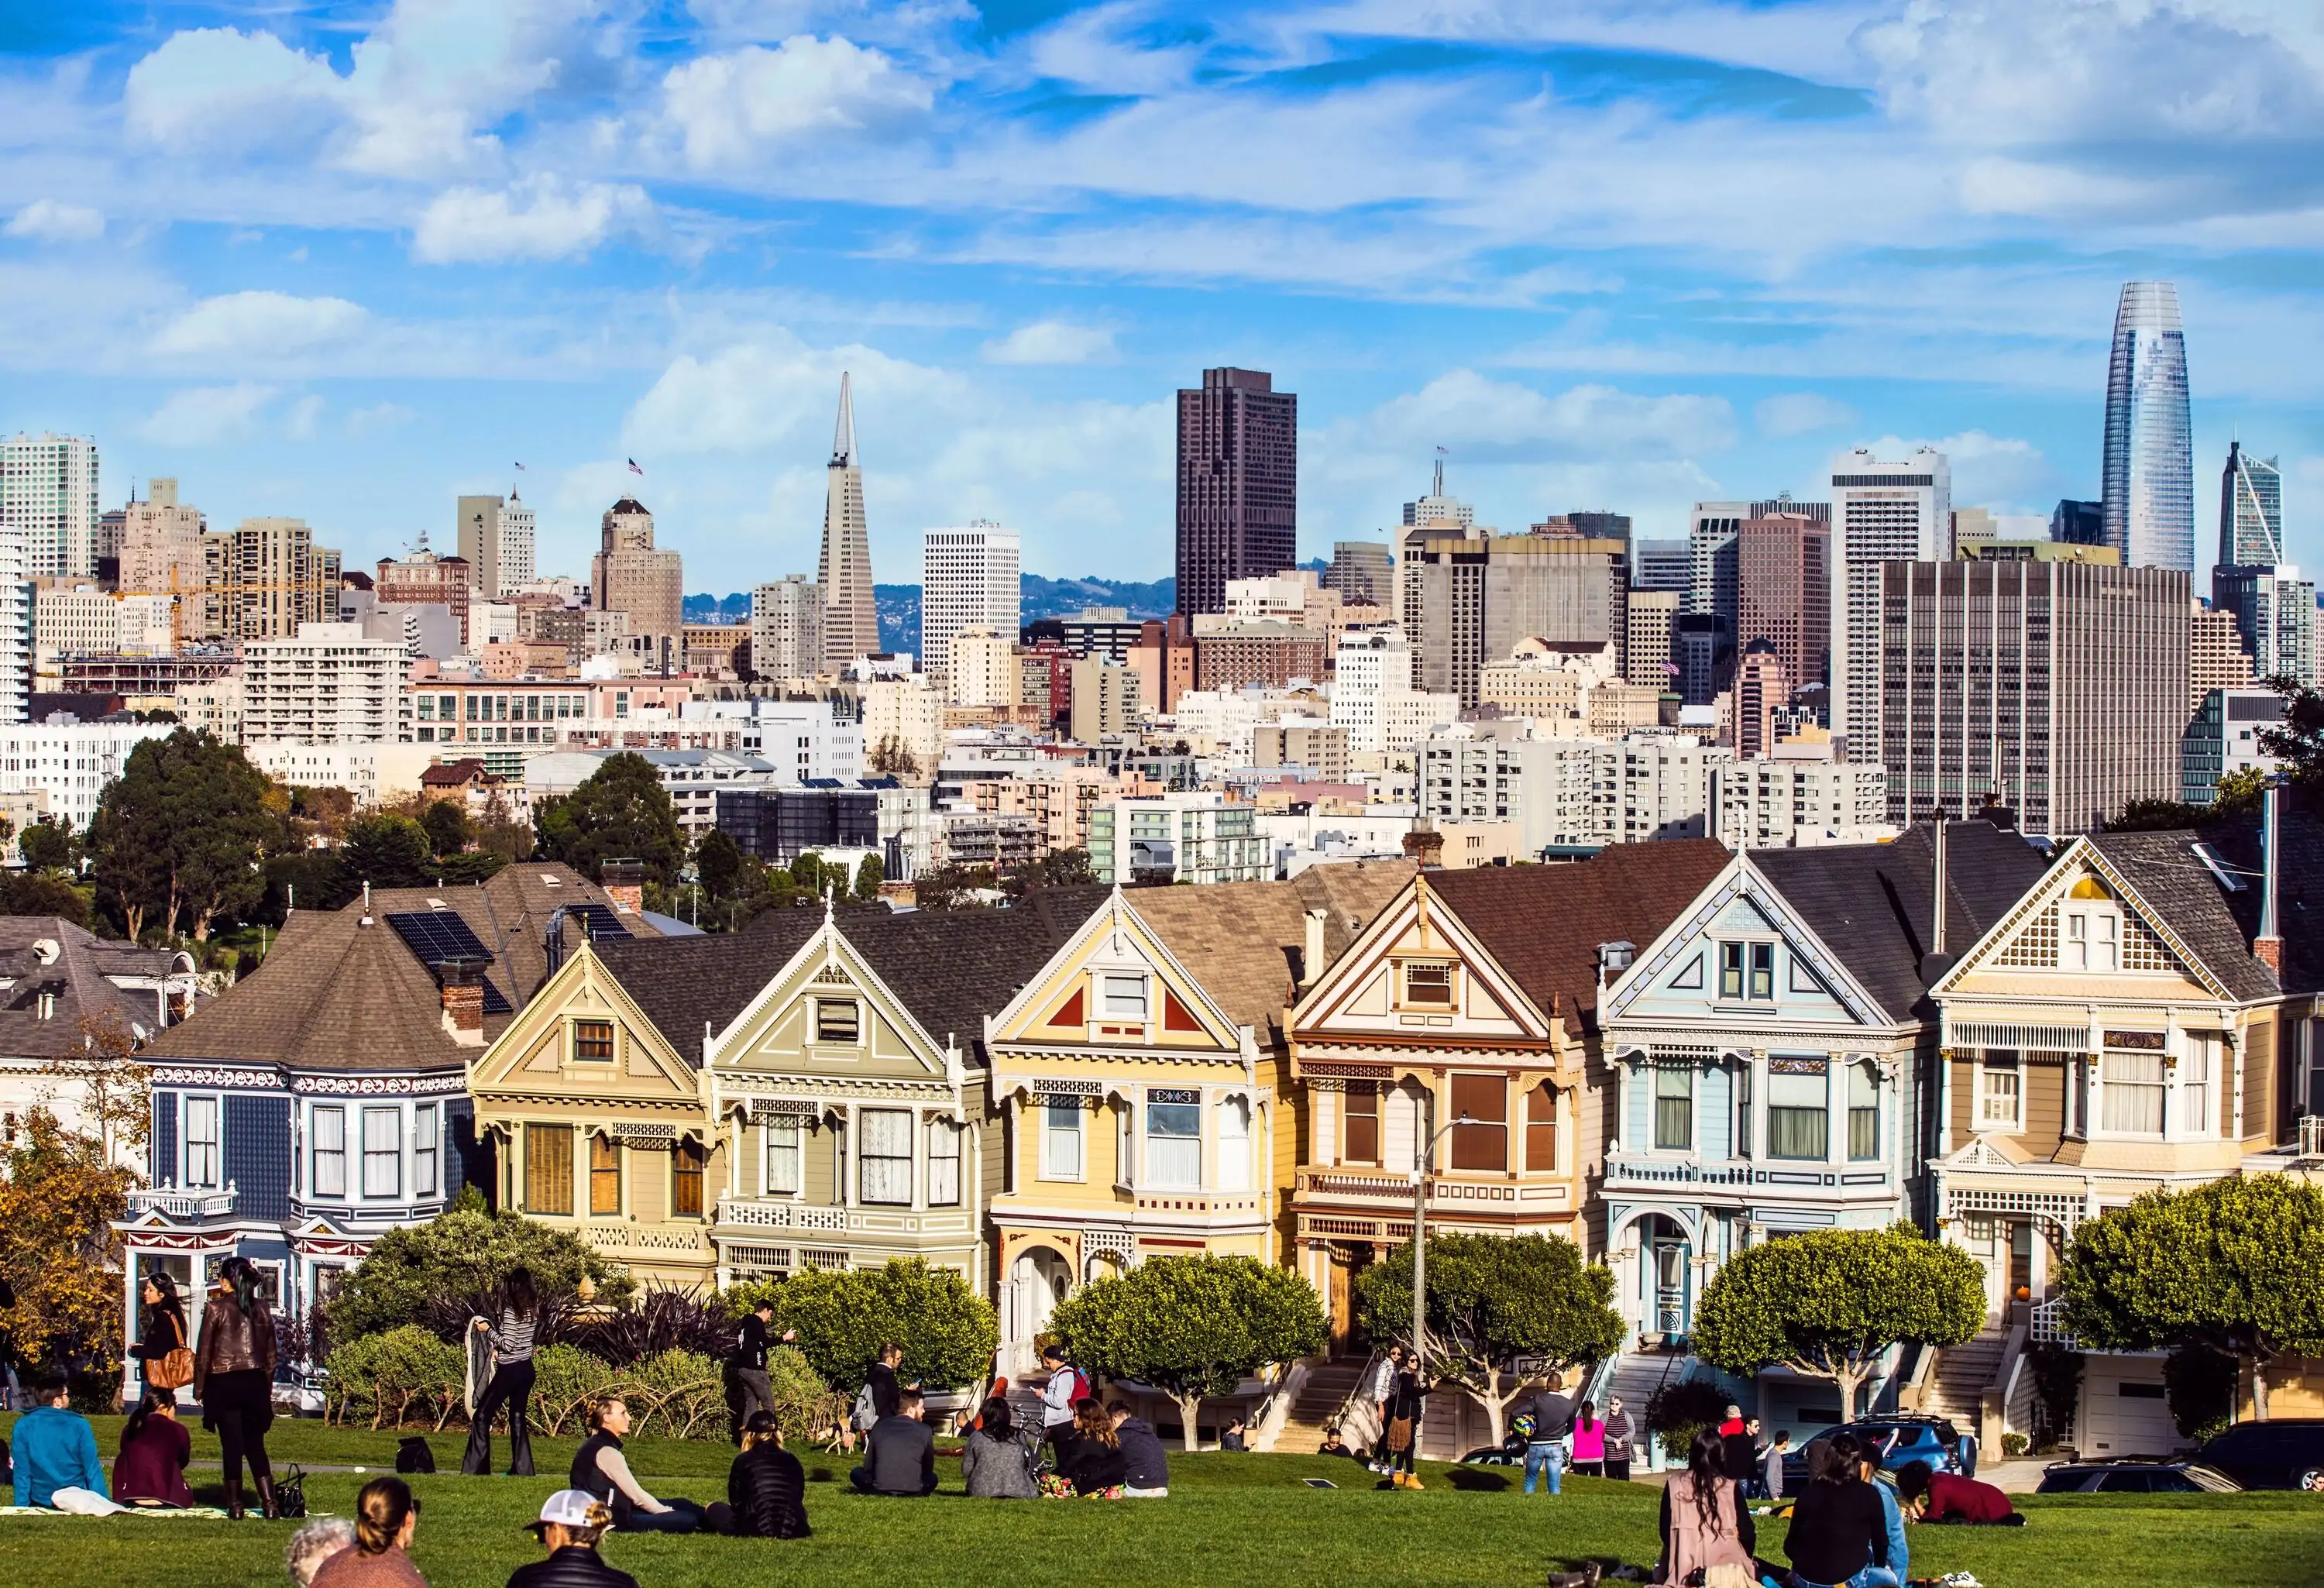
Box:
[276, 1465, 308, 1519]
[396, 1437, 438, 1474]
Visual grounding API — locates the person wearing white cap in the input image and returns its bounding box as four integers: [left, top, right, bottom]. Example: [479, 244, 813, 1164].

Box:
[505, 1492, 638, 1588]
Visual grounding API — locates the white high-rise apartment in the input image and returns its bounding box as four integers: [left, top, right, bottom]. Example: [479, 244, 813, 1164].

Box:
[2, 433, 100, 579]
[949, 626, 1021, 708]
[239, 621, 411, 744]
[920, 523, 1020, 676]
[750, 576, 823, 679]
[1330, 625, 1413, 756]
[499, 493, 536, 593]
[1829, 447, 1950, 759]
[0, 718, 174, 828]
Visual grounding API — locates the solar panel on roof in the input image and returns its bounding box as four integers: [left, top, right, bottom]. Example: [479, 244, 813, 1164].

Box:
[575, 902, 631, 941]
[384, 910, 497, 965]
[481, 978, 513, 1015]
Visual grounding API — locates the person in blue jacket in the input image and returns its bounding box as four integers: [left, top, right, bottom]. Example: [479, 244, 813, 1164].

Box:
[13, 1373, 108, 1507]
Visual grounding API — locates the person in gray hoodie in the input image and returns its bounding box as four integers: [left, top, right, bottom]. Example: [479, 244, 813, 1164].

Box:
[1108, 1401, 1169, 1497]
[959, 1398, 1037, 1498]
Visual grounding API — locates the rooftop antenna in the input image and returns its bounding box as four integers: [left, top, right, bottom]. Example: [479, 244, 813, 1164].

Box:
[832, 372, 857, 468]
[1433, 445, 1447, 499]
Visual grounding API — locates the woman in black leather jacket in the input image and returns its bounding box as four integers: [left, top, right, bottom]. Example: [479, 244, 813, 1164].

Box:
[723, 1412, 810, 1538]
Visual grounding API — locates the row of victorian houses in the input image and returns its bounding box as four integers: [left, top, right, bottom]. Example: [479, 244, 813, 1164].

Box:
[114, 802, 2322, 1454]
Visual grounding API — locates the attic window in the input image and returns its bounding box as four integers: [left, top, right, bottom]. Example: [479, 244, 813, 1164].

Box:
[572, 1020, 615, 1062]
[1099, 973, 1149, 1021]
[814, 999, 861, 1045]
[1401, 962, 1454, 1007]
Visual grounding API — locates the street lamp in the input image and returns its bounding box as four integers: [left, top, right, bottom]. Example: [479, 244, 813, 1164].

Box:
[1409, 1100, 1475, 1375]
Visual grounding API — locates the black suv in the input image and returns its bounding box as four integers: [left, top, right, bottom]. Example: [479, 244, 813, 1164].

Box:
[2035, 1458, 2240, 1494]
[2195, 1419, 2324, 1492]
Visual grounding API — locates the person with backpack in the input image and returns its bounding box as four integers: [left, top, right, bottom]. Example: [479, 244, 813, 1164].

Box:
[1037, 1343, 1085, 1451]
[848, 1342, 913, 1451]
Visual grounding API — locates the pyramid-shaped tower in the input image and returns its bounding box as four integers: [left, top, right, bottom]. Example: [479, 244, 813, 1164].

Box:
[817, 373, 879, 671]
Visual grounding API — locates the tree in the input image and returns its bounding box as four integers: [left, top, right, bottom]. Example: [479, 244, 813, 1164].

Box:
[1001, 847, 1095, 899]
[1050, 1254, 1325, 1449]
[87, 730, 282, 940]
[341, 814, 434, 889]
[2055, 1173, 2324, 1418]
[729, 1258, 997, 1395]
[2257, 678, 2323, 809]
[1691, 1225, 1985, 1421]
[912, 863, 995, 911]
[18, 819, 77, 872]
[325, 1205, 631, 1346]
[420, 799, 472, 859]
[289, 785, 358, 844]
[853, 853, 884, 899]
[0, 1107, 133, 1373]
[868, 734, 920, 779]
[2104, 799, 2219, 833]
[1355, 1232, 1624, 1447]
[0, 871, 93, 930]
[46, 1013, 151, 1171]
[694, 828, 745, 901]
[534, 753, 684, 885]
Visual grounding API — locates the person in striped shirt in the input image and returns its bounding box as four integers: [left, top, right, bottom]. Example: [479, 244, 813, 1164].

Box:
[462, 1268, 540, 1477]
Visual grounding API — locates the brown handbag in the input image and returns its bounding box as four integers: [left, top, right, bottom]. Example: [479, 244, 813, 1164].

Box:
[146, 1314, 194, 1391]
[1387, 1415, 1414, 1453]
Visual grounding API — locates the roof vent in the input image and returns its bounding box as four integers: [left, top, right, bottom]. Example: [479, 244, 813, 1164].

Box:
[31, 938, 59, 966]
[2190, 841, 2245, 893]
[427, 897, 449, 910]
[543, 875, 562, 887]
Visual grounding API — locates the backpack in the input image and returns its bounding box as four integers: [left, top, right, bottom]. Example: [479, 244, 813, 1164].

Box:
[395, 1437, 436, 1474]
[1070, 1368, 1092, 1404]
[851, 1381, 878, 1432]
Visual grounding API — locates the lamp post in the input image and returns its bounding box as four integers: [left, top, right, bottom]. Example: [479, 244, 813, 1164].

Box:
[1409, 1095, 1475, 1376]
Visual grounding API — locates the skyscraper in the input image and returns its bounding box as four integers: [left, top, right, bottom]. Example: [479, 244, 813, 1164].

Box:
[751, 575, 823, 680]
[591, 498, 682, 661]
[818, 373, 878, 672]
[1735, 508, 1831, 705]
[2102, 280, 2194, 572]
[459, 490, 539, 597]
[1829, 447, 1950, 758]
[1399, 525, 1628, 706]
[2219, 442, 2284, 569]
[1175, 367, 1296, 617]
[920, 522, 1020, 675]
[2, 432, 100, 579]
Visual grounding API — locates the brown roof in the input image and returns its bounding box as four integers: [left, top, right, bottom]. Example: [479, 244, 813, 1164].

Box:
[0, 919, 201, 1060]
[1130, 861, 1416, 1048]
[419, 760, 491, 786]
[144, 863, 665, 1072]
[1424, 842, 1734, 1036]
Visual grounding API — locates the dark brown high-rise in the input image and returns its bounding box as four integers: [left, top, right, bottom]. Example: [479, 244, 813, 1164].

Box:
[1176, 367, 1297, 617]
[1736, 509, 1831, 699]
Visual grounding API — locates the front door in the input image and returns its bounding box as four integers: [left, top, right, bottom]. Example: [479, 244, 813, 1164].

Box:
[1652, 1233, 1691, 1338]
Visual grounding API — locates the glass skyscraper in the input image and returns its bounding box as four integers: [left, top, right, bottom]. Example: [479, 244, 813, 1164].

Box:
[2101, 280, 2193, 572]
[2219, 440, 2284, 569]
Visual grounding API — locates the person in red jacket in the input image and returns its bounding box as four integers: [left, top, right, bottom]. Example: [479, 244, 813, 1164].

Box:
[113, 1392, 194, 1507]
[1896, 1460, 2020, 1524]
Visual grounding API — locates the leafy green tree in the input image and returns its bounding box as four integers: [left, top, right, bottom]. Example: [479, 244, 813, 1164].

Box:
[431, 850, 507, 885]
[2104, 799, 2218, 833]
[2257, 679, 2322, 809]
[694, 828, 745, 901]
[2057, 1173, 2324, 1418]
[534, 753, 684, 885]
[420, 799, 473, 858]
[1356, 1232, 1624, 1446]
[854, 853, 885, 899]
[258, 850, 358, 924]
[1692, 1224, 1985, 1420]
[86, 730, 280, 941]
[1050, 1253, 1326, 1449]
[17, 820, 77, 872]
[325, 1205, 630, 1345]
[342, 814, 434, 889]
[913, 862, 995, 910]
[0, 871, 92, 930]
[727, 1258, 997, 1395]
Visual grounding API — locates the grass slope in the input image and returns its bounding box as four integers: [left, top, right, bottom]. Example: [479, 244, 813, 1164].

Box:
[3, 1416, 2319, 1587]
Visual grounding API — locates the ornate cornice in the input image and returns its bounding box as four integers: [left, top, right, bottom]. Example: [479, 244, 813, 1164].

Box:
[720, 1071, 958, 1104]
[294, 1072, 467, 1097]
[150, 1064, 283, 1091]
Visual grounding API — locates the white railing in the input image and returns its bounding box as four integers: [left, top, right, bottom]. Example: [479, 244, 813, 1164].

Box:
[714, 1198, 855, 1233]
[127, 1183, 237, 1220]
[2301, 1112, 2324, 1160]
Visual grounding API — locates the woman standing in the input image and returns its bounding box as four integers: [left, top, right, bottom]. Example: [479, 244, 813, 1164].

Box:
[129, 1274, 190, 1400]
[309, 1476, 428, 1588]
[1569, 1399, 1607, 1478]
[113, 1390, 194, 1507]
[462, 1268, 540, 1477]
[193, 1256, 279, 1520]
[1384, 1360, 1432, 1490]
[1652, 1429, 1757, 1587]
[1601, 1396, 1636, 1482]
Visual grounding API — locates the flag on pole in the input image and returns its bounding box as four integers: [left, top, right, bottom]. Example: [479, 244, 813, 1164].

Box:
[627, 459, 644, 476]
[514, 462, 526, 471]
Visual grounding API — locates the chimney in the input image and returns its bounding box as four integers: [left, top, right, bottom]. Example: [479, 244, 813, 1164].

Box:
[1300, 908, 1328, 990]
[600, 858, 646, 916]
[1403, 827, 1445, 870]
[1597, 940, 1636, 996]
[2256, 775, 2284, 978]
[438, 956, 486, 1045]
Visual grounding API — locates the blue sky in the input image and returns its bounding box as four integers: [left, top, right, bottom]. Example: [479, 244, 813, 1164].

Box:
[4, 1, 2322, 590]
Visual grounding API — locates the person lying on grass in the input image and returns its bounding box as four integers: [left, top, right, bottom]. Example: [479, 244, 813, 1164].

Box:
[1894, 1461, 2023, 1526]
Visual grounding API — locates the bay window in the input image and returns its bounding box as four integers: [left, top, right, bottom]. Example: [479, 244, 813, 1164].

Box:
[672, 1138, 706, 1216]
[1848, 1064, 1879, 1160]
[2102, 1050, 2166, 1135]
[311, 1105, 346, 1197]
[362, 1107, 401, 1198]
[763, 1119, 802, 1194]
[185, 1096, 220, 1188]
[1449, 1074, 1507, 1171]
[1342, 1084, 1380, 1165]
[1525, 1081, 1558, 1172]
[590, 1133, 621, 1215]
[1768, 1059, 1828, 1160]
[1146, 1088, 1202, 1188]
[1978, 1054, 2023, 1130]
[860, 1109, 913, 1205]
[1215, 1097, 1250, 1191]
[1041, 1100, 1083, 1181]
[1653, 1064, 1692, 1151]
[414, 1104, 440, 1198]
[927, 1119, 962, 1207]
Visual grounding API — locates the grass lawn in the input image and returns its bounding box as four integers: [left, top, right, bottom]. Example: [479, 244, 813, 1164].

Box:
[4, 1414, 2319, 1587]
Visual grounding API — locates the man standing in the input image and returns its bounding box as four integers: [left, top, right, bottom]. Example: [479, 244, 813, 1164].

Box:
[851, 1389, 937, 1496]
[731, 1302, 779, 1439]
[1519, 1373, 1576, 1497]
[1366, 1344, 1404, 1473]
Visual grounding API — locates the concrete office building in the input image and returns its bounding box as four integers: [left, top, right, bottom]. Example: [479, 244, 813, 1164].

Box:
[456, 492, 536, 597]
[2189, 601, 2256, 713]
[239, 622, 411, 745]
[1325, 541, 1394, 607]
[591, 498, 683, 663]
[920, 522, 1019, 675]
[750, 575, 823, 679]
[1176, 367, 1297, 617]
[2, 432, 99, 579]
[1633, 538, 1690, 594]
[1626, 589, 1680, 690]
[1400, 527, 1628, 707]
[2181, 688, 2285, 805]
[1831, 448, 1950, 759]
[818, 375, 879, 672]
[1736, 508, 1831, 705]
[2102, 280, 2194, 572]
[2212, 565, 2317, 689]
[1068, 656, 1136, 743]
[948, 626, 1021, 708]
[1877, 560, 2187, 839]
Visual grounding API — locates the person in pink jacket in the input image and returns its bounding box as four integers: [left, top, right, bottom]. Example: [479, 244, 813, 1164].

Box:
[1569, 1400, 1608, 1477]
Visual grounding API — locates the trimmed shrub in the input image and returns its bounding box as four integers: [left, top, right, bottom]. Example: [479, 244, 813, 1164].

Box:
[531, 1342, 618, 1436]
[1646, 1375, 1732, 1460]
[324, 1325, 466, 1429]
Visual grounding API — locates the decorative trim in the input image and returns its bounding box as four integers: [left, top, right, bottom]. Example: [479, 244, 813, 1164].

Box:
[1030, 1077, 1103, 1100]
[1299, 1060, 1398, 1081]
[811, 963, 854, 985]
[294, 1072, 467, 1096]
[150, 1064, 282, 1091]
[748, 1098, 820, 1122]
[612, 1122, 679, 1147]
[721, 1071, 957, 1103]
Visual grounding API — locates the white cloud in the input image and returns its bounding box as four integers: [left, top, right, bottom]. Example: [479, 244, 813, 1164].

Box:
[1755, 392, 1855, 438]
[139, 383, 279, 447]
[624, 329, 954, 455]
[4, 201, 105, 245]
[1344, 370, 1737, 463]
[346, 402, 418, 436]
[412, 177, 655, 263]
[1860, 428, 2052, 504]
[657, 35, 935, 171]
[123, 27, 346, 155]
[982, 321, 1116, 365]
[151, 291, 370, 358]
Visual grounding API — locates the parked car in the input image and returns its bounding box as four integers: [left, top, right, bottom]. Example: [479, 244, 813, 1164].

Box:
[2195, 1419, 2324, 1492]
[1782, 1418, 1962, 1487]
[2035, 1458, 2241, 1494]
[1459, 1445, 1525, 1466]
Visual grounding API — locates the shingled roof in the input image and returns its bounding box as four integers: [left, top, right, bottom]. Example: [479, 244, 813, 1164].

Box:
[1754, 821, 2052, 1021]
[144, 863, 668, 1073]
[0, 919, 201, 1060]
[1133, 861, 1416, 1047]
[1425, 842, 1734, 1037]
[2085, 812, 2322, 1002]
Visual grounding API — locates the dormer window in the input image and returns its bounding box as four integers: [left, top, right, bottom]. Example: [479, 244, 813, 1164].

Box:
[1099, 973, 1150, 1021]
[2064, 909, 2118, 971]
[1402, 961, 1454, 1007]
[814, 999, 861, 1045]
[1718, 942, 1775, 1002]
[572, 1020, 615, 1062]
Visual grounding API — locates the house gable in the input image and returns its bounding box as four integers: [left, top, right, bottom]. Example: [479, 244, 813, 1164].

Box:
[1291, 875, 1552, 1047]
[1606, 859, 1886, 1029]
[469, 946, 698, 1106]
[989, 890, 1246, 1060]
[707, 919, 957, 1086]
[1935, 840, 2224, 1002]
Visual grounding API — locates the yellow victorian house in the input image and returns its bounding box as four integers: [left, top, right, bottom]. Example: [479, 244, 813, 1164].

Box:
[985, 864, 1409, 1380]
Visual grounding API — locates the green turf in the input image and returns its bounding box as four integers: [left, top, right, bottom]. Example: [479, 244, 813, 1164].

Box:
[4, 1414, 2319, 1586]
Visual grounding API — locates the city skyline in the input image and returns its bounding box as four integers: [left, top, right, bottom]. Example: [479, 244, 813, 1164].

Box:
[2, 3, 2320, 589]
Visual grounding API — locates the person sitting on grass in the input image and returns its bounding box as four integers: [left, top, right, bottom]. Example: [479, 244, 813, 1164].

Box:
[570, 1395, 725, 1533]
[287, 1520, 356, 1588]
[1047, 1399, 1127, 1498]
[1109, 1400, 1169, 1497]
[1781, 1434, 1895, 1588]
[1894, 1460, 2021, 1526]
[851, 1387, 938, 1497]
[11, 1372, 106, 1508]
[507, 1492, 639, 1588]
[1652, 1429, 1757, 1587]
[310, 1476, 427, 1588]
[1219, 1415, 1250, 1452]
[113, 1390, 193, 1507]
[724, 1411, 810, 1538]
[1317, 1427, 1356, 1459]
[961, 1397, 1038, 1498]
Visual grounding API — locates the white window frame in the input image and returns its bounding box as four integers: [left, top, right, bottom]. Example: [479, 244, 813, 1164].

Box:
[182, 1094, 222, 1189]
[311, 1104, 346, 1198]
[361, 1105, 403, 1199]
[1215, 1095, 1250, 1191]
[927, 1117, 962, 1208]
[414, 1104, 440, 1198]
[858, 1108, 914, 1206]
[1040, 1099, 1085, 1182]
[2178, 1037, 2218, 1142]
[1978, 1054, 2024, 1132]
[1145, 1089, 1203, 1189]
[1098, 972, 1150, 1021]
[762, 1119, 803, 1195]
[2064, 909, 2119, 972]
[2099, 1050, 2168, 1137]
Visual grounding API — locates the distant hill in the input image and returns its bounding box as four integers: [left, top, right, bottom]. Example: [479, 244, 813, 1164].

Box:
[682, 593, 751, 624]
[682, 576, 1181, 657]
